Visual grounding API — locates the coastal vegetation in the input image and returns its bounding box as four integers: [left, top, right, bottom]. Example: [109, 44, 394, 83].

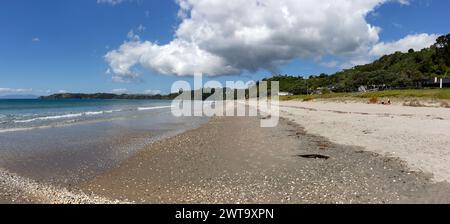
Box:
[279, 89, 450, 101]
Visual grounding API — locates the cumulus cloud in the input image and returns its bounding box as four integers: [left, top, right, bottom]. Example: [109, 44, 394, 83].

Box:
[370, 33, 439, 57]
[106, 0, 419, 80]
[0, 88, 32, 93]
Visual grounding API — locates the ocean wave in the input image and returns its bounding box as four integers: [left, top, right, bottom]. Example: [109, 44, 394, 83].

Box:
[137, 106, 173, 111]
[13, 110, 121, 123]
[13, 106, 171, 123]
[14, 113, 86, 123]
[84, 109, 122, 116]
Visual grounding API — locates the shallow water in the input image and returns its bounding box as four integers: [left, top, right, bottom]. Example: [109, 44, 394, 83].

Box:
[0, 99, 177, 131]
[0, 99, 207, 186]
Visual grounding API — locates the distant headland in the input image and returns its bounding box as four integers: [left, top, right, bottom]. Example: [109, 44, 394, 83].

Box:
[39, 93, 180, 100]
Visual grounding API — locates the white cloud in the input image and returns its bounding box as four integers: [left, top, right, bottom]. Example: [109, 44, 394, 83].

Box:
[32, 37, 40, 42]
[137, 25, 146, 32]
[127, 30, 140, 41]
[0, 88, 32, 94]
[319, 60, 339, 68]
[111, 88, 162, 95]
[143, 89, 162, 95]
[397, 0, 410, 5]
[111, 88, 129, 94]
[105, 0, 418, 80]
[97, 0, 126, 6]
[370, 33, 439, 57]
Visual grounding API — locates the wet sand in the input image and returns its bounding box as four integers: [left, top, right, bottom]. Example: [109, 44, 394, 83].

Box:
[78, 116, 450, 204]
[0, 112, 207, 186]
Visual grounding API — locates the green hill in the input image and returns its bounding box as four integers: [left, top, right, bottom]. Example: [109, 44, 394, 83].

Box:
[264, 34, 450, 95]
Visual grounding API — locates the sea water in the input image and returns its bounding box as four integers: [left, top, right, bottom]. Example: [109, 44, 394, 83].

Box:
[0, 99, 207, 185]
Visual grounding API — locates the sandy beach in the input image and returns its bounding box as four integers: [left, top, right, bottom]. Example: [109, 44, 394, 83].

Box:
[2, 101, 450, 203]
[279, 100, 450, 183]
[78, 112, 450, 204]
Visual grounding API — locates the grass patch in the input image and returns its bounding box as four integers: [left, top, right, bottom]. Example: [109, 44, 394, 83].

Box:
[280, 89, 450, 101]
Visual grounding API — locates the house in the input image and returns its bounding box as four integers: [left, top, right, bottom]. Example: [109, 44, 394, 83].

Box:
[358, 86, 367, 92]
[278, 92, 293, 96]
[358, 85, 383, 92]
[421, 78, 450, 88]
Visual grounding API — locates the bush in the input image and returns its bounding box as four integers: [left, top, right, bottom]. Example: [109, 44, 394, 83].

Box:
[368, 97, 379, 104]
[303, 96, 315, 102]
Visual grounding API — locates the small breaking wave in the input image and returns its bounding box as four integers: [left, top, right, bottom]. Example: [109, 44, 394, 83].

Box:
[14, 113, 86, 123]
[12, 106, 172, 124]
[137, 105, 174, 111]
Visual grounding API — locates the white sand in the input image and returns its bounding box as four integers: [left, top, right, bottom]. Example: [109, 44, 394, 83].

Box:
[278, 101, 450, 183]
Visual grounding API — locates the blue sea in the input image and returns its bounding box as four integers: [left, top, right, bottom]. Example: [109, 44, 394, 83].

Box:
[0, 99, 177, 131]
[0, 99, 207, 185]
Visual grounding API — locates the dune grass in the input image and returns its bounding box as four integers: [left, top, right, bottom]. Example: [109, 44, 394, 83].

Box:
[280, 89, 450, 101]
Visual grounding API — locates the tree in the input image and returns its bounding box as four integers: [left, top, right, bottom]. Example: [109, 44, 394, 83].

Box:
[434, 34, 450, 66]
[435, 34, 450, 50]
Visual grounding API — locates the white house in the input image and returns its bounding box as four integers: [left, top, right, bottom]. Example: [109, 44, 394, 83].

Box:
[278, 92, 293, 96]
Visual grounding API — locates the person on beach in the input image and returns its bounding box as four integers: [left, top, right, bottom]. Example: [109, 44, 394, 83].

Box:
[381, 99, 392, 105]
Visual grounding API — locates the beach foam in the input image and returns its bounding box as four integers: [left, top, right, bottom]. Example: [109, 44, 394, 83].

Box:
[14, 113, 87, 123]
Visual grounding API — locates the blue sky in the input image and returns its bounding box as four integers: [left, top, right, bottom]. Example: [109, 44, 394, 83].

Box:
[0, 0, 449, 96]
